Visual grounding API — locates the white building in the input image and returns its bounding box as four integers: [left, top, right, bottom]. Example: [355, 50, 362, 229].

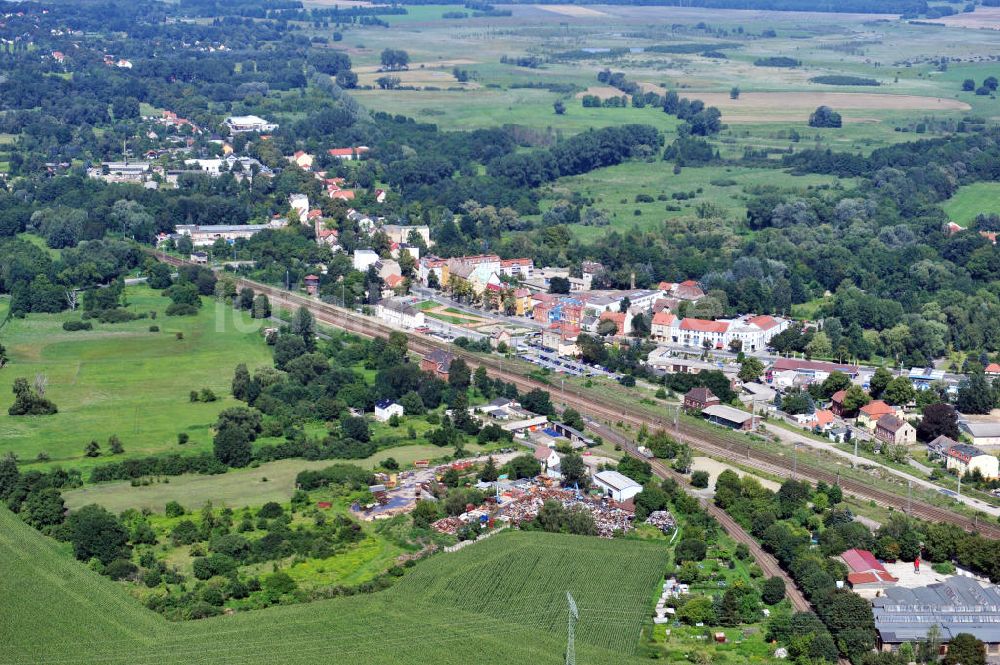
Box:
[289, 194, 309, 221]
[666, 314, 789, 352]
[945, 444, 999, 479]
[959, 420, 1000, 451]
[224, 115, 278, 134]
[374, 400, 404, 422]
[381, 224, 431, 247]
[353, 249, 380, 273]
[375, 298, 425, 330]
[593, 470, 643, 502]
[534, 446, 562, 480]
[175, 219, 286, 246]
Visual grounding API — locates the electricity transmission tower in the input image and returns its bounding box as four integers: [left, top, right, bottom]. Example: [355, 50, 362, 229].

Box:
[566, 592, 578, 665]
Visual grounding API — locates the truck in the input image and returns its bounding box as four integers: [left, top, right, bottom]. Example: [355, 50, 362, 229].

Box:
[637, 446, 654, 459]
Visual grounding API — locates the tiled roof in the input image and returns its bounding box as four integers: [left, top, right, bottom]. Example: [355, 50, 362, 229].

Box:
[679, 318, 729, 333]
[860, 400, 893, 417]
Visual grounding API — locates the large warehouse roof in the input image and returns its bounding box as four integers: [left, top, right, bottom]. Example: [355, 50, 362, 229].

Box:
[873, 576, 1000, 643]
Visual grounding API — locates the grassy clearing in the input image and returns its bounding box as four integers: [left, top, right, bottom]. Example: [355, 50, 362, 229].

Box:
[62, 442, 493, 513]
[942, 182, 1000, 225]
[2, 507, 667, 665]
[542, 161, 854, 241]
[0, 285, 271, 472]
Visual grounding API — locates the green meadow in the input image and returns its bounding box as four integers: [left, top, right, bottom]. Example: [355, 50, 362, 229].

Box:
[942, 182, 1000, 225]
[0, 286, 272, 471]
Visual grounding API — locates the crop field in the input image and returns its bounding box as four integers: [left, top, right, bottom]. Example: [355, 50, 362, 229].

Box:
[0, 286, 272, 472]
[941, 182, 1000, 225]
[1, 508, 668, 665]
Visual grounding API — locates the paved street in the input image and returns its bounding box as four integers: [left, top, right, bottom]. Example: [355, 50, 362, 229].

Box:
[762, 422, 1000, 517]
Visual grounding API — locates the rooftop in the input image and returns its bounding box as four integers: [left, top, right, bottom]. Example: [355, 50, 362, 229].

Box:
[874, 576, 1000, 644]
[594, 470, 641, 492]
[702, 404, 753, 424]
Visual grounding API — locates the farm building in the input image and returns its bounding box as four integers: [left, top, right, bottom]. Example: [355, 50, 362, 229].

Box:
[593, 471, 642, 502]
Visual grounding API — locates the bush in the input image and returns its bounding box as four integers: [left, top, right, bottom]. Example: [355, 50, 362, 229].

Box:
[690, 470, 710, 488]
[258, 502, 283, 519]
[166, 303, 199, 317]
[97, 308, 140, 324]
[165, 501, 185, 517]
[104, 558, 138, 581]
[675, 538, 707, 563]
[932, 561, 955, 575]
[62, 320, 93, 331]
[149, 325, 159, 332]
[762, 576, 786, 604]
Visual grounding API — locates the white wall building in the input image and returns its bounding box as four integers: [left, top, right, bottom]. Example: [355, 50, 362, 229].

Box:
[375, 298, 425, 330]
[224, 115, 278, 133]
[945, 444, 1000, 479]
[374, 400, 405, 422]
[593, 470, 643, 502]
[353, 249, 380, 273]
[289, 194, 309, 221]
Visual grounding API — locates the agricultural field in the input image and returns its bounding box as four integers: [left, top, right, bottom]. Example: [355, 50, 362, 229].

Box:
[1, 508, 668, 665]
[941, 182, 1000, 226]
[0, 285, 272, 472]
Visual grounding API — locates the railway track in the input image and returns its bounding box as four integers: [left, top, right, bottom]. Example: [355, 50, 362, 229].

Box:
[156, 253, 1000, 539]
[590, 421, 812, 614]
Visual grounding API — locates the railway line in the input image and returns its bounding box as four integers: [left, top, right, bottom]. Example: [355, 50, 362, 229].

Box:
[156, 253, 1000, 540]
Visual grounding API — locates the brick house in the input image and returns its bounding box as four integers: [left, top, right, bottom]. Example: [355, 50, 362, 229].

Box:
[684, 387, 720, 411]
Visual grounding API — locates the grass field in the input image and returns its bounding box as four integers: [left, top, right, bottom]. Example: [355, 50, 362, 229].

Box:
[1, 506, 669, 665]
[942, 182, 1000, 225]
[0, 285, 272, 471]
[543, 161, 854, 240]
[62, 442, 494, 513]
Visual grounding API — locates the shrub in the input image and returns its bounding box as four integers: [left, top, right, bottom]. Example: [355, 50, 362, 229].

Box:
[165, 501, 185, 517]
[149, 325, 159, 332]
[690, 470, 710, 488]
[62, 320, 93, 331]
[104, 559, 138, 581]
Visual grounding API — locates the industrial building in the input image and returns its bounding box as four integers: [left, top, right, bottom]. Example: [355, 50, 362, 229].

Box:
[873, 576, 1000, 657]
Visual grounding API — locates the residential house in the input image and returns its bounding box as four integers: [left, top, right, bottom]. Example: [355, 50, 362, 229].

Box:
[674, 318, 729, 349]
[381, 224, 431, 247]
[829, 390, 851, 418]
[684, 387, 720, 411]
[599, 310, 631, 336]
[541, 322, 579, 357]
[499, 258, 534, 280]
[593, 471, 643, 502]
[986, 363, 1000, 377]
[289, 194, 309, 221]
[927, 435, 958, 459]
[857, 400, 896, 430]
[353, 249, 380, 273]
[224, 115, 278, 133]
[945, 444, 999, 479]
[375, 259, 402, 281]
[420, 349, 453, 380]
[512, 288, 533, 316]
[702, 405, 754, 430]
[650, 311, 676, 341]
[374, 399, 405, 422]
[289, 151, 314, 170]
[376, 298, 425, 330]
[804, 409, 836, 432]
[671, 280, 705, 301]
[420, 257, 449, 287]
[328, 146, 370, 160]
[534, 446, 562, 480]
[874, 415, 916, 446]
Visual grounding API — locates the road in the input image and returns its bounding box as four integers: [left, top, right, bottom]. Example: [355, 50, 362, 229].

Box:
[148, 252, 1000, 540]
[763, 422, 1000, 518]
